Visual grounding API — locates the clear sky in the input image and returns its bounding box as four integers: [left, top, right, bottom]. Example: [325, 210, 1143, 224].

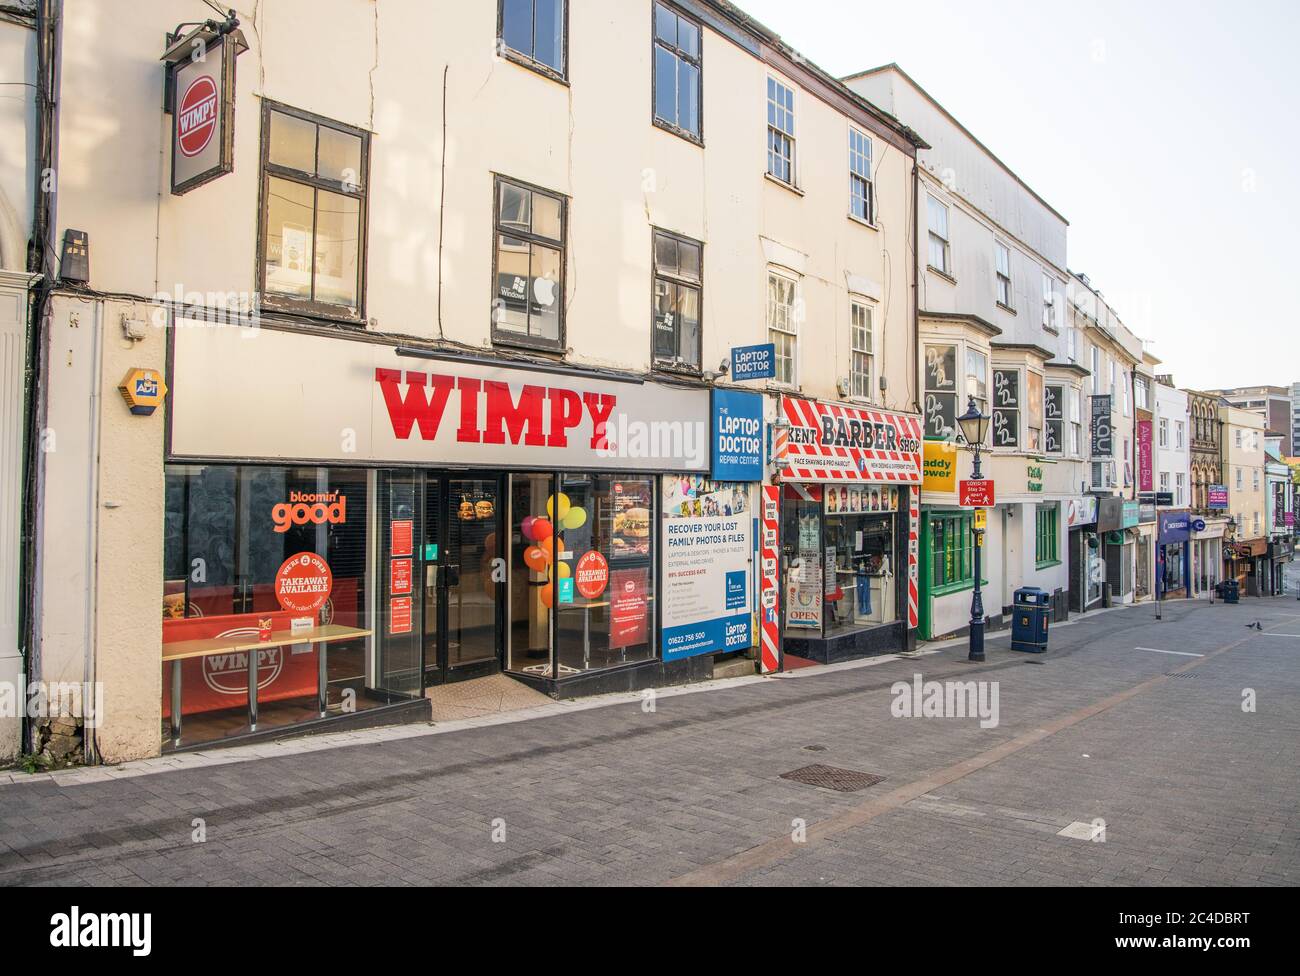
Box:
[733, 0, 1299, 391]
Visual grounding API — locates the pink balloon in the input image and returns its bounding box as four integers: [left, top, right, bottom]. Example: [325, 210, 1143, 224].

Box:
[520, 515, 537, 541]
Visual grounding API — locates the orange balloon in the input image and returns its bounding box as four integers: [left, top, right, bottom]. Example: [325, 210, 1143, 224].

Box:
[523, 545, 549, 572]
[539, 582, 553, 608]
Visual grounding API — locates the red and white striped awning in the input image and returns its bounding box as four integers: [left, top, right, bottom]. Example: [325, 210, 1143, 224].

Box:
[777, 396, 922, 485]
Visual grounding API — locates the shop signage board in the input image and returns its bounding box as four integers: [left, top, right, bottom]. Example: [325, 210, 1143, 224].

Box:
[1026, 464, 1044, 493]
[1159, 512, 1192, 544]
[1207, 484, 1229, 509]
[958, 479, 994, 507]
[777, 396, 922, 483]
[1122, 500, 1140, 529]
[1137, 419, 1153, 492]
[710, 389, 763, 482]
[1066, 496, 1097, 527]
[661, 478, 752, 661]
[170, 322, 711, 472]
[274, 552, 333, 616]
[1090, 395, 1112, 457]
[729, 343, 776, 381]
[759, 486, 781, 673]
[1191, 518, 1207, 533]
[165, 31, 242, 195]
[922, 441, 957, 493]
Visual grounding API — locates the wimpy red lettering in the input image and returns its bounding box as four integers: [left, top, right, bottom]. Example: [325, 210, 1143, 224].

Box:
[456, 377, 483, 443]
[375, 368, 454, 440]
[547, 388, 583, 447]
[583, 392, 617, 450]
[484, 381, 546, 446]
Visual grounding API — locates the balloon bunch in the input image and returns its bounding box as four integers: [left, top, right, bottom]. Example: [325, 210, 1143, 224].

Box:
[520, 493, 588, 608]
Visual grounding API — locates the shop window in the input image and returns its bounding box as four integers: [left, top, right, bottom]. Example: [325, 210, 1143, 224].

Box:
[162, 465, 379, 746]
[850, 300, 874, 399]
[992, 368, 1020, 449]
[260, 103, 368, 320]
[499, 0, 567, 79]
[929, 511, 974, 592]
[822, 484, 899, 635]
[493, 176, 566, 350]
[924, 343, 957, 440]
[767, 271, 798, 386]
[557, 475, 655, 673]
[652, 229, 702, 372]
[653, 2, 701, 140]
[782, 485, 824, 636]
[1045, 383, 1064, 455]
[1036, 503, 1060, 566]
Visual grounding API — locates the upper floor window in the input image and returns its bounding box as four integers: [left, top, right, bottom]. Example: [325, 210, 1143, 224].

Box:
[767, 271, 798, 386]
[849, 128, 874, 223]
[850, 300, 874, 399]
[1134, 375, 1149, 411]
[653, 3, 701, 140]
[992, 368, 1021, 449]
[924, 344, 957, 440]
[1041, 272, 1057, 330]
[260, 103, 368, 320]
[1068, 387, 1083, 455]
[927, 196, 950, 274]
[492, 176, 565, 350]
[966, 347, 988, 416]
[994, 242, 1012, 307]
[1158, 417, 1168, 446]
[766, 77, 795, 185]
[1176, 420, 1184, 449]
[1027, 371, 1043, 452]
[652, 229, 702, 372]
[1045, 383, 1064, 455]
[499, 0, 567, 79]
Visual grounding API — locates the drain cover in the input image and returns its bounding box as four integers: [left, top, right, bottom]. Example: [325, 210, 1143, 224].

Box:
[780, 764, 884, 793]
[803, 744, 828, 752]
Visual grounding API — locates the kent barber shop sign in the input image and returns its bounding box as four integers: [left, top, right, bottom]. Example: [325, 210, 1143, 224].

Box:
[168, 322, 710, 471]
[778, 396, 922, 483]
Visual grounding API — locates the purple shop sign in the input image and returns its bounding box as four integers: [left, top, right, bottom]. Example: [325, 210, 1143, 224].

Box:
[1137, 419, 1153, 493]
[1207, 484, 1229, 509]
[1287, 511, 1296, 527]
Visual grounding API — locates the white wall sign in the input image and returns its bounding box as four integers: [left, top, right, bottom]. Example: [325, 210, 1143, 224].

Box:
[170, 320, 710, 471]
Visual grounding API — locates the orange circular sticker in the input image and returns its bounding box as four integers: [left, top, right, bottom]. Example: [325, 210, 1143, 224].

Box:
[275, 552, 333, 615]
[574, 550, 609, 600]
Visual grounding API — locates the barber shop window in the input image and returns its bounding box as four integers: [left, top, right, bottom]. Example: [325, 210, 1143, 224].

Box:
[259, 103, 368, 320]
[652, 229, 702, 372]
[499, 0, 567, 79]
[492, 176, 566, 351]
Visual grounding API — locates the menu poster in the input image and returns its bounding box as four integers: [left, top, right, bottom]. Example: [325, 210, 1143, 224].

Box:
[611, 479, 652, 560]
[609, 568, 649, 649]
[391, 519, 413, 557]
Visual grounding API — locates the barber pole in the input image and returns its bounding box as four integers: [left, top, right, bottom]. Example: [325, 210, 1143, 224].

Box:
[759, 485, 781, 673]
[907, 486, 919, 629]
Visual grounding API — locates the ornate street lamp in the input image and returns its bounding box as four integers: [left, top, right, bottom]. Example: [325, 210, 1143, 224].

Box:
[957, 397, 990, 662]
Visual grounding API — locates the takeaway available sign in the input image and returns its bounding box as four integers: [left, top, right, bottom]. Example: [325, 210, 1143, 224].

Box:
[169, 322, 711, 471]
[778, 397, 922, 483]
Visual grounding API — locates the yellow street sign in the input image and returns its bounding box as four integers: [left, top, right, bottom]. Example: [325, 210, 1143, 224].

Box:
[974, 507, 987, 531]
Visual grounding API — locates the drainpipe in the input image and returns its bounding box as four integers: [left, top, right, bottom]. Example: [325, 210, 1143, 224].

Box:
[21, 0, 63, 756]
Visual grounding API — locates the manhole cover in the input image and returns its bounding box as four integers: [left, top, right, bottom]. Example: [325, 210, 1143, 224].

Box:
[803, 744, 828, 752]
[780, 764, 884, 793]
[1165, 671, 1206, 679]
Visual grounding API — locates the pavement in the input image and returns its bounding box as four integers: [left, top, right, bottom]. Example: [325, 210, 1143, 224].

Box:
[2, 591, 1299, 887]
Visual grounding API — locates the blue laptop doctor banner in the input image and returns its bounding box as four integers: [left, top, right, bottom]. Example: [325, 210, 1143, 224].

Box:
[730, 343, 776, 381]
[711, 388, 764, 482]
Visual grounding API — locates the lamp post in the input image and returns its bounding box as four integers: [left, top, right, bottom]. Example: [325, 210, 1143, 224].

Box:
[957, 397, 991, 663]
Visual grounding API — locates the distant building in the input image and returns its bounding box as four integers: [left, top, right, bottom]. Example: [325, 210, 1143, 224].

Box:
[1209, 385, 1292, 449]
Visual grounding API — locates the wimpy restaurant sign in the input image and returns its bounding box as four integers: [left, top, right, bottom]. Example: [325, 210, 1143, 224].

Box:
[170, 322, 710, 470]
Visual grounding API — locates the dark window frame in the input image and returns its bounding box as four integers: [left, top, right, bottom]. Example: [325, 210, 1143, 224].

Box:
[651, 1, 704, 145]
[490, 173, 568, 353]
[650, 227, 703, 375]
[497, 0, 570, 84]
[256, 100, 370, 324]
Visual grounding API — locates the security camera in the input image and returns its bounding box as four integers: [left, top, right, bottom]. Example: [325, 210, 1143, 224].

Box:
[718, 358, 731, 375]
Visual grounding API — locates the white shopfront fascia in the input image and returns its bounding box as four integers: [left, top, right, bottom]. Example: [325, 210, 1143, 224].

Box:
[169, 319, 710, 471]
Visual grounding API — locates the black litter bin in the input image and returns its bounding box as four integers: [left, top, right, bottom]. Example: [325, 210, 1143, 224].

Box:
[1011, 586, 1051, 653]
[1220, 579, 1240, 604]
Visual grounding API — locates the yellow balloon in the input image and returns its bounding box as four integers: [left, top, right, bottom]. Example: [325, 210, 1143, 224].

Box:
[556, 562, 571, 579]
[546, 493, 571, 521]
[562, 506, 587, 530]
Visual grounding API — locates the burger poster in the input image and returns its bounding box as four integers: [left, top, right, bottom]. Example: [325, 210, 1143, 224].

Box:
[660, 477, 753, 661]
[611, 480, 652, 559]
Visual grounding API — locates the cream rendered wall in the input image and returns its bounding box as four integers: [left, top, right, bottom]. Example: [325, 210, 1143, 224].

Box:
[1222, 405, 1266, 539]
[53, 0, 917, 409]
